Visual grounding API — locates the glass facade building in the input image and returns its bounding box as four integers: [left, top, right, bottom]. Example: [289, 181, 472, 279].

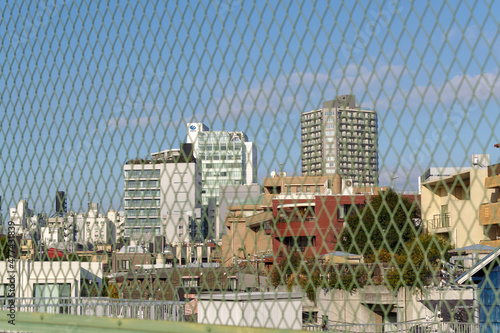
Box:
[186, 123, 257, 206]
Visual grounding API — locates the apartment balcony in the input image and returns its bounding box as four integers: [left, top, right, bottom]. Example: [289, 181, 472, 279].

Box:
[274, 219, 316, 238]
[479, 202, 500, 226]
[427, 213, 451, 231]
[480, 239, 500, 247]
[485, 174, 500, 189]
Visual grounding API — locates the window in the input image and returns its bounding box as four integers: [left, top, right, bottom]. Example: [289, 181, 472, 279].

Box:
[338, 204, 352, 219]
[0, 284, 9, 306]
[120, 260, 130, 270]
[182, 277, 199, 287]
[228, 277, 237, 290]
[33, 283, 71, 314]
[302, 311, 318, 324]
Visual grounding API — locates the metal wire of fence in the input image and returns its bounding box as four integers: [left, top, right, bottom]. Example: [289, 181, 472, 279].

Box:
[1, 0, 500, 332]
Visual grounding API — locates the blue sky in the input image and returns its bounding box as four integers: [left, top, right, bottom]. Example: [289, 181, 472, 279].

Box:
[1, 0, 500, 214]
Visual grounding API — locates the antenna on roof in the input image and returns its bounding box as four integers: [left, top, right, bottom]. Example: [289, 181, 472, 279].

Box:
[279, 162, 285, 176]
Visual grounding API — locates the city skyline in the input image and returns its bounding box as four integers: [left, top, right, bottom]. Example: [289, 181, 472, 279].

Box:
[1, 1, 500, 215]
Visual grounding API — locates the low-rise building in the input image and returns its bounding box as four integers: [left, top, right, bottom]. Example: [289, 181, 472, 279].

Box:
[0, 260, 103, 312]
[197, 292, 303, 329]
[111, 245, 153, 273]
[421, 164, 498, 248]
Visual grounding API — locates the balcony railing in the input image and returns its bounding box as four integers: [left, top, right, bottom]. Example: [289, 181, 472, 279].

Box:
[428, 213, 451, 229]
[277, 216, 316, 224]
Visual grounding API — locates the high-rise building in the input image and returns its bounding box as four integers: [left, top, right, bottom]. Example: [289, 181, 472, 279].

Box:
[186, 123, 258, 206]
[123, 144, 203, 244]
[301, 95, 378, 186]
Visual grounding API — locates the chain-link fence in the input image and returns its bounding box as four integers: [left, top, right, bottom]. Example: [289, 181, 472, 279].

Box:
[1, 0, 500, 332]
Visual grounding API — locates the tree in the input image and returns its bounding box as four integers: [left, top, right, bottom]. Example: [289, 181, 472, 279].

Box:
[366, 233, 453, 290]
[109, 284, 119, 299]
[0, 236, 9, 260]
[270, 251, 320, 301]
[339, 189, 420, 256]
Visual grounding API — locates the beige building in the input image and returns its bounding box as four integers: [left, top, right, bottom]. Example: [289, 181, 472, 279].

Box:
[478, 164, 500, 247]
[221, 201, 273, 268]
[221, 174, 345, 268]
[301, 95, 378, 186]
[421, 164, 498, 248]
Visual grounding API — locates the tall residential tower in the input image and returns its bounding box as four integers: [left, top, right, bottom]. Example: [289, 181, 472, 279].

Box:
[301, 95, 378, 187]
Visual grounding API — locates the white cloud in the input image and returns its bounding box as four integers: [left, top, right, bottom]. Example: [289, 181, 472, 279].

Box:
[107, 117, 128, 129]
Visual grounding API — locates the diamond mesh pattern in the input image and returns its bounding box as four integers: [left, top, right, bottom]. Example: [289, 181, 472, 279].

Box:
[0, 1, 500, 332]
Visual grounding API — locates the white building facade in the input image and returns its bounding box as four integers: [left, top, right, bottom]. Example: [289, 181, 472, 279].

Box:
[186, 123, 258, 206]
[9, 200, 35, 235]
[123, 147, 203, 244]
[301, 95, 378, 187]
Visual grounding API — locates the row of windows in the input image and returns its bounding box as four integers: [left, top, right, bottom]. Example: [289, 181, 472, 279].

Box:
[198, 143, 242, 150]
[204, 171, 242, 178]
[198, 132, 245, 142]
[301, 119, 322, 127]
[124, 169, 160, 178]
[339, 131, 376, 137]
[203, 179, 242, 186]
[124, 208, 160, 217]
[303, 139, 323, 147]
[302, 132, 322, 139]
[301, 125, 322, 133]
[339, 138, 375, 144]
[302, 152, 323, 159]
[125, 180, 159, 188]
[124, 190, 160, 198]
[125, 227, 161, 236]
[124, 199, 160, 208]
[301, 111, 321, 120]
[125, 218, 160, 226]
[284, 185, 320, 194]
[203, 162, 243, 168]
[338, 155, 377, 162]
[337, 111, 376, 119]
[339, 152, 377, 160]
[198, 154, 242, 161]
[303, 146, 323, 153]
[338, 124, 377, 131]
[339, 162, 377, 169]
[303, 163, 322, 170]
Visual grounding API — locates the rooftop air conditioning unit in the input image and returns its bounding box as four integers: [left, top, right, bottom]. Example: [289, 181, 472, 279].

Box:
[342, 179, 354, 195]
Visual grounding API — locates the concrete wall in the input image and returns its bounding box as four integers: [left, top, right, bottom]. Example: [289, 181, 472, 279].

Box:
[315, 286, 434, 325]
[198, 292, 303, 329]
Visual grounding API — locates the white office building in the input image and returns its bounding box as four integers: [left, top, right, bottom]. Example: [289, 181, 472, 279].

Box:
[123, 146, 204, 244]
[9, 200, 35, 235]
[186, 123, 258, 206]
[301, 95, 378, 187]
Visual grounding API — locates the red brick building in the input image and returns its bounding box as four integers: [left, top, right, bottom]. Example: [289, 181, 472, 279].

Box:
[271, 193, 384, 258]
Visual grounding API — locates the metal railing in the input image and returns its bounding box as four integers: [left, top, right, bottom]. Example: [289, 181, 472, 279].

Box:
[429, 213, 451, 229]
[1, 297, 185, 321]
[303, 321, 480, 332]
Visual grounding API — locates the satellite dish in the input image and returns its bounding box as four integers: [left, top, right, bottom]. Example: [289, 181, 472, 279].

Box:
[270, 170, 277, 177]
